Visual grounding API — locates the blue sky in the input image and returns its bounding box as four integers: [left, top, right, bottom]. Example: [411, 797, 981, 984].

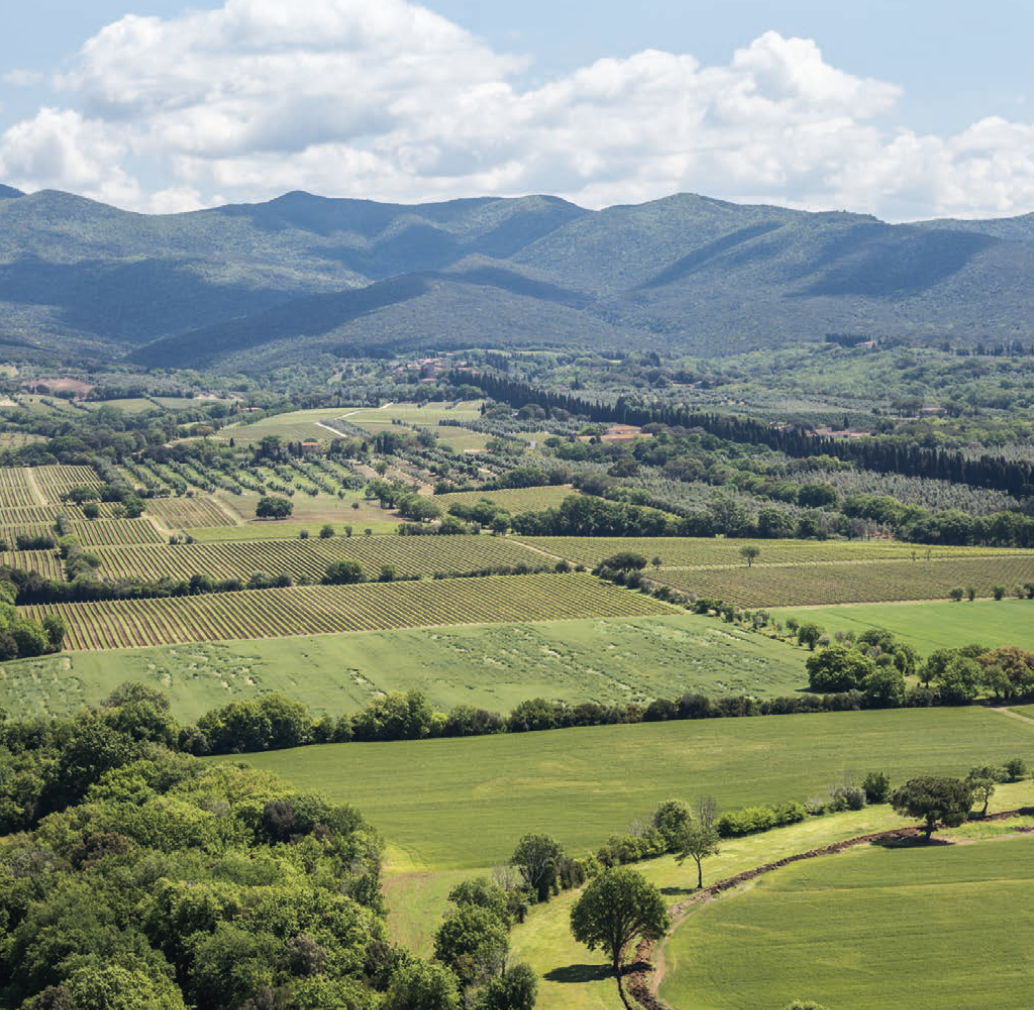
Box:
[1, 0, 1032, 218]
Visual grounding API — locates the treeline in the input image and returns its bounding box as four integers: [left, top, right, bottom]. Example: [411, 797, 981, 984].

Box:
[458, 371, 1034, 497]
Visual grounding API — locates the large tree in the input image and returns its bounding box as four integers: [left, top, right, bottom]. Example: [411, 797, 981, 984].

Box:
[569, 867, 670, 977]
[890, 776, 973, 840]
[511, 834, 564, 903]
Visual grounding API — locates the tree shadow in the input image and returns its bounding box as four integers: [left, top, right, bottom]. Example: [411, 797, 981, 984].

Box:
[544, 964, 614, 984]
[660, 885, 697, 896]
[870, 835, 952, 849]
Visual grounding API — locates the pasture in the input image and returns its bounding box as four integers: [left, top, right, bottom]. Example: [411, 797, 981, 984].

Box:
[661, 835, 1034, 1010]
[220, 707, 1034, 870]
[19, 573, 674, 650]
[773, 598, 1034, 652]
[0, 614, 806, 720]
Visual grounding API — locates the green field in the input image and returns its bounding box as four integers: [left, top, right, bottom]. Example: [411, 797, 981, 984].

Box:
[219, 707, 1034, 870]
[184, 518, 402, 541]
[218, 408, 353, 445]
[434, 486, 578, 515]
[773, 598, 1034, 652]
[0, 614, 807, 721]
[661, 836, 1034, 1010]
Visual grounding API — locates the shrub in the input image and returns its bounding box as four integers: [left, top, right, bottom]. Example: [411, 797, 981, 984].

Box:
[862, 771, 892, 804]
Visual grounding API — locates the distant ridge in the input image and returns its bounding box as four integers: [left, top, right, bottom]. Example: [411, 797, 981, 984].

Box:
[0, 187, 1031, 370]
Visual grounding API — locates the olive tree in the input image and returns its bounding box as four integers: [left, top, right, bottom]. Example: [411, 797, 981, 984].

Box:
[890, 776, 972, 840]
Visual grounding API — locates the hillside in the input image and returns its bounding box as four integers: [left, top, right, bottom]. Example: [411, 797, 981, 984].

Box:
[0, 185, 1032, 369]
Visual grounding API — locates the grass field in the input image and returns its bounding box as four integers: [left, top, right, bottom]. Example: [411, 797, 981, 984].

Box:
[661, 835, 1034, 1010]
[20, 573, 674, 650]
[217, 408, 353, 445]
[0, 614, 807, 721]
[654, 556, 1034, 607]
[433, 486, 578, 515]
[183, 519, 403, 541]
[219, 707, 1034, 871]
[773, 599, 1034, 651]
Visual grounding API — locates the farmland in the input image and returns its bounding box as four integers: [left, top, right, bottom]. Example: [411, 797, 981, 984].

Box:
[20, 572, 675, 650]
[89, 531, 549, 583]
[222, 706, 1034, 870]
[144, 495, 239, 528]
[661, 836, 1034, 1010]
[654, 555, 1034, 607]
[773, 598, 1034, 652]
[433, 485, 578, 515]
[0, 614, 807, 720]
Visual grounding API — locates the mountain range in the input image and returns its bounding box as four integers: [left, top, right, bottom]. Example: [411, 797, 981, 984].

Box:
[0, 184, 1032, 372]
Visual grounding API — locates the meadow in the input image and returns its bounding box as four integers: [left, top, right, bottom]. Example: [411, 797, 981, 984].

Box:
[19, 572, 674, 650]
[0, 614, 807, 720]
[773, 598, 1034, 652]
[220, 707, 1034, 871]
[661, 835, 1034, 1010]
[433, 485, 577, 514]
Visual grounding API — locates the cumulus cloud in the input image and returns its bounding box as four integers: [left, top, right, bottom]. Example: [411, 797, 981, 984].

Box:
[1, 0, 1033, 219]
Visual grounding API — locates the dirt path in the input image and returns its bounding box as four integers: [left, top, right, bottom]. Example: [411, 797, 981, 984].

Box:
[990, 706, 1034, 727]
[623, 809, 1034, 1010]
[23, 467, 46, 505]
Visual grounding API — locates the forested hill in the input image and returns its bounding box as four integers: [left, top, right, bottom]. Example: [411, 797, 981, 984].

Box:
[0, 185, 1033, 371]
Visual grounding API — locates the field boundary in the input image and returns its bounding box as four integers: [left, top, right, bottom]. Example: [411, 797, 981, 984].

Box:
[624, 807, 1034, 1010]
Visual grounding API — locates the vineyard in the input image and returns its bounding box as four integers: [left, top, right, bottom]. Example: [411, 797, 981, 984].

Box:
[32, 465, 103, 503]
[0, 468, 41, 507]
[0, 507, 56, 526]
[145, 496, 238, 529]
[91, 534, 550, 583]
[433, 485, 578, 515]
[0, 550, 63, 579]
[65, 519, 165, 547]
[20, 573, 675, 649]
[519, 536, 1030, 569]
[653, 555, 1034, 607]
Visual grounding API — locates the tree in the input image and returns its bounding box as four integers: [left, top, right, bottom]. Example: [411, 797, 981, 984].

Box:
[966, 765, 1003, 817]
[323, 560, 363, 585]
[433, 906, 509, 986]
[319, 524, 335, 538]
[480, 961, 538, 1010]
[384, 959, 459, 1010]
[890, 776, 973, 840]
[739, 544, 761, 567]
[806, 645, 875, 692]
[570, 867, 670, 976]
[597, 551, 648, 573]
[796, 622, 824, 651]
[255, 496, 292, 519]
[862, 771, 891, 804]
[651, 799, 691, 849]
[674, 821, 721, 889]
[511, 834, 564, 903]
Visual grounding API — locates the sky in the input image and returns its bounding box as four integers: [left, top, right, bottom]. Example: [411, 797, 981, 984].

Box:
[0, 0, 1032, 220]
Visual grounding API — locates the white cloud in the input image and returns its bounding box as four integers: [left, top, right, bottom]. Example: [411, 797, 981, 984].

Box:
[1, 1, 1033, 220]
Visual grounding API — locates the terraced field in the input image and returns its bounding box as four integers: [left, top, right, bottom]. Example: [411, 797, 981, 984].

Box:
[433, 485, 578, 515]
[92, 533, 548, 583]
[653, 555, 1034, 607]
[20, 573, 675, 649]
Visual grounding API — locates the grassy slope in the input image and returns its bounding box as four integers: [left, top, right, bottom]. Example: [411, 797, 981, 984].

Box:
[661, 832, 1034, 1010]
[217, 708, 1034, 871]
[773, 598, 1034, 652]
[0, 614, 806, 721]
[512, 787, 1034, 1010]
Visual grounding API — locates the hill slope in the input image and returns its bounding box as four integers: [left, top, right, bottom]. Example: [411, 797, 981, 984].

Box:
[0, 185, 1032, 369]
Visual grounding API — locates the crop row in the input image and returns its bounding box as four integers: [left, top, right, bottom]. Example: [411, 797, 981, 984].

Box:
[145, 496, 236, 529]
[67, 519, 164, 547]
[433, 485, 577, 516]
[520, 536, 1031, 569]
[0, 468, 41, 508]
[91, 534, 548, 582]
[0, 550, 64, 580]
[0, 506, 56, 525]
[653, 556, 1034, 608]
[21, 572, 674, 649]
[32, 465, 102, 503]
